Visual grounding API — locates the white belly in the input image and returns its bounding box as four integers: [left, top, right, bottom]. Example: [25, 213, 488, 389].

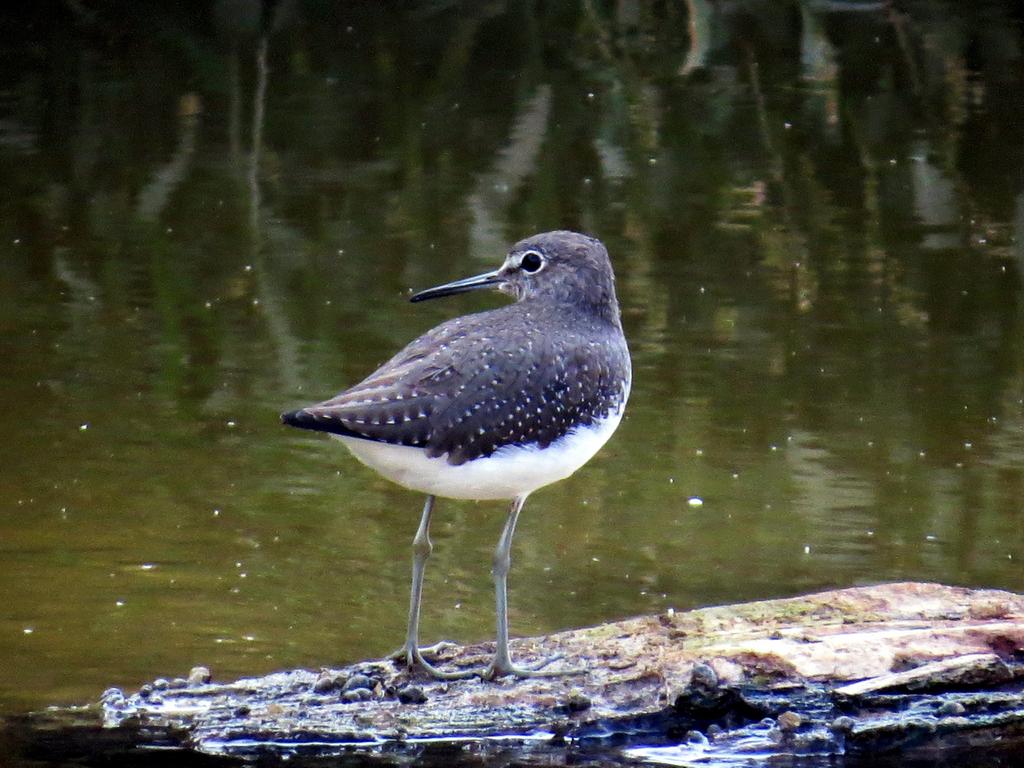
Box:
[334, 407, 625, 500]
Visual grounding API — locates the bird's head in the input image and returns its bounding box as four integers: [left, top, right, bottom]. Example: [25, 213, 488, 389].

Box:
[410, 231, 620, 322]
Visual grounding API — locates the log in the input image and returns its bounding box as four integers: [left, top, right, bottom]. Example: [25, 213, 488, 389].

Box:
[25, 583, 1024, 763]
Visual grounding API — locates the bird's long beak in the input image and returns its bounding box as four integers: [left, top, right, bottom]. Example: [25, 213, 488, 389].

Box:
[410, 269, 504, 303]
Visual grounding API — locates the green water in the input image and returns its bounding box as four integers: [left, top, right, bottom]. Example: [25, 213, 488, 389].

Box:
[1, 1, 1023, 723]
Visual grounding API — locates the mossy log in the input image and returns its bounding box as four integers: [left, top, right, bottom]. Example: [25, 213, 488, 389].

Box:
[84, 583, 1024, 763]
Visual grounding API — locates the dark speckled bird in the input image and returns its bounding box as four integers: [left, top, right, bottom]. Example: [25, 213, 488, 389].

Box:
[282, 231, 631, 680]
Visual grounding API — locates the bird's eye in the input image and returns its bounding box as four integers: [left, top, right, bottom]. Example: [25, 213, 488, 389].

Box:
[520, 251, 543, 273]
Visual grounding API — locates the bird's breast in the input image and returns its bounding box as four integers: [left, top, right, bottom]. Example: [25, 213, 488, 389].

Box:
[334, 394, 627, 501]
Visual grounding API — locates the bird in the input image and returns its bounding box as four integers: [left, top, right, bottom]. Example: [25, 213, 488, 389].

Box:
[281, 230, 631, 680]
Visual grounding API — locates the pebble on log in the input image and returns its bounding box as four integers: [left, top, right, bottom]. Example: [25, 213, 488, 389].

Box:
[87, 583, 1024, 762]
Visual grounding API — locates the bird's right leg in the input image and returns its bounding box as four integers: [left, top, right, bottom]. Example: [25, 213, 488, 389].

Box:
[396, 495, 475, 680]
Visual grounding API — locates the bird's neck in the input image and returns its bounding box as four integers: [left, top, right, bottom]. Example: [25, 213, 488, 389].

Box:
[523, 290, 622, 330]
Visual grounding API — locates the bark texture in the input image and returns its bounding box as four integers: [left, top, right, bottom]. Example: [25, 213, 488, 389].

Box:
[96, 582, 1024, 762]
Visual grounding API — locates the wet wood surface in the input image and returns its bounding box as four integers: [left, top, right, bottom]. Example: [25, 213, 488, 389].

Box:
[86, 582, 1024, 763]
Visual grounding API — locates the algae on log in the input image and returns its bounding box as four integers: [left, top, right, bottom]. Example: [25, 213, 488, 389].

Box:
[96, 582, 1024, 763]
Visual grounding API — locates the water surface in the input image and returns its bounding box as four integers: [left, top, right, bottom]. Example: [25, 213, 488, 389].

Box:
[1, 1, 1022, 728]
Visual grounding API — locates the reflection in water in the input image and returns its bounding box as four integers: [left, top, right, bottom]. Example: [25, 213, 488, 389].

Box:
[468, 85, 551, 260]
[0, 2, 1022, 722]
[680, 0, 713, 76]
[248, 37, 267, 236]
[136, 95, 201, 223]
[247, 34, 303, 395]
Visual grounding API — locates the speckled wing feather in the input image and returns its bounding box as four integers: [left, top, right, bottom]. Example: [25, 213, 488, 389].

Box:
[281, 314, 474, 449]
[282, 304, 629, 466]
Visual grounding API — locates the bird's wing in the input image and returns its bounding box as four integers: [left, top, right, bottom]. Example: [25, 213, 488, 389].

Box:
[280, 315, 473, 447]
[421, 323, 602, 464]
[282, 308, 628, 465]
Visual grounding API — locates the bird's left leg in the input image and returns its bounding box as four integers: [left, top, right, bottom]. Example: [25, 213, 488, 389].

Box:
[482, 494, 585, 680]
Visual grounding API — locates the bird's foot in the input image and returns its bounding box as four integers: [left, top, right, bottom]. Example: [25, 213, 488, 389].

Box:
[482, 652, 586, 680]
[386, 639, 459, 663]
[392, 644, 477, 681]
